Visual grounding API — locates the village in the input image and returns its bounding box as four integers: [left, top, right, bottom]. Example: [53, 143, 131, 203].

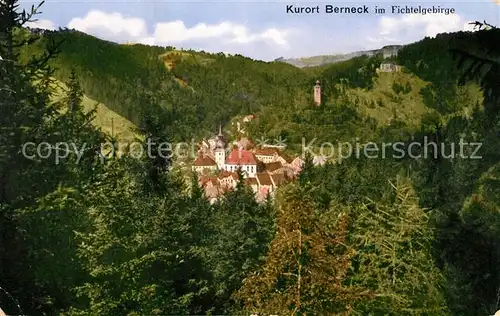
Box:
[191, 121, 305, 203]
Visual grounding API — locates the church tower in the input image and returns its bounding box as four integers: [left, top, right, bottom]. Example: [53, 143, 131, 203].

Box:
[214, 124, 226, 170]
[314, 80, 321, 106]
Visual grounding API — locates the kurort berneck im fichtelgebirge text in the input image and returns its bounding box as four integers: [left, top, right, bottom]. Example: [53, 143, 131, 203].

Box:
[286, 4, 456, 15]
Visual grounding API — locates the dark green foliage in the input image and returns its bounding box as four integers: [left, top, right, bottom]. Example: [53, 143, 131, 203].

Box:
[21, 30, 389, 145]
[392, 81, 411, 95]
[20, 30, 313, 140]
[347, 177, 449, 315]
[4, 2, 500, 315]
[208, 178, 275, 313]
[67, 161, 214, 316]
[66, 70, 83, 112]
[135, 93, 175, 194]
[451, 28, 500, 106]
[298, 152, 314, 187]
[20, 29, 178, 125]
[0, 2, 107, 314]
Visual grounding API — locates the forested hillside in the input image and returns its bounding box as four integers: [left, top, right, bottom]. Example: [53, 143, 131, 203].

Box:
[21, 28, 483, 149]
[21, 29, 313, 140]
[3, 1, 500, 315]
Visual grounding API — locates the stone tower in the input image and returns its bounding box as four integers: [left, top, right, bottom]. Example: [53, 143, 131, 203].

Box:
[214, 124, 226, 170]
[314, 80, 321, 106]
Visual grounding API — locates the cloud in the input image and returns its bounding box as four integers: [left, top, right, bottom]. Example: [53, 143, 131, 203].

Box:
[147, 20, 288, 46]
[65, 10, 289, 59]
[370, 13, 477, 44]
[68, 11, 148, 41]
[25, 19, 56, 30]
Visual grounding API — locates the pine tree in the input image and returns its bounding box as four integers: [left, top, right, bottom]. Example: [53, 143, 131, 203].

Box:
[298, 152, 314, 187]
[14, 68, 109, 313]
[235, 184, 368, 315]
[0, 1, 65, 313]
[135, 92, 174, 195]
[349, 176, 449, 315]
[65, 69, 83, 113]
[0, 0, 58, 204]
[0, 3, 112, 314]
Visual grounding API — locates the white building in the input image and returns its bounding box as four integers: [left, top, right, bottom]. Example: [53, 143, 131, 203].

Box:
[194, 125, 258, 178]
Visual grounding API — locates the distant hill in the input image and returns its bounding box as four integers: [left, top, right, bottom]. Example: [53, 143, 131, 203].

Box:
[20, 29, 484, 148]
[277, 45, 403, 68]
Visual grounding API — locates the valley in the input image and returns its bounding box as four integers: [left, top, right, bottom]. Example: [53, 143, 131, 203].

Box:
[3, 6, 500, 314]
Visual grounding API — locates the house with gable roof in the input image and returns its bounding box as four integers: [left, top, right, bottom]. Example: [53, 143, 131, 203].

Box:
[192, 154, 218, 173]
[217, 170, 239, 189]
[254, 147, 280, 163]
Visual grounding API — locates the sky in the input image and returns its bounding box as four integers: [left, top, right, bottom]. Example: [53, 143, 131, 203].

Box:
[19, 0, 500, 61]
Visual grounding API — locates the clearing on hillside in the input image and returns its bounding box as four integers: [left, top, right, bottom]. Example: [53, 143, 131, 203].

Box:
[51, 79, 138, 143]
[160, 50, 215, 70]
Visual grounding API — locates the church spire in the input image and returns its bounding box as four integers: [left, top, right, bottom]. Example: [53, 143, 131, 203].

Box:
[215, 122, 225, 150]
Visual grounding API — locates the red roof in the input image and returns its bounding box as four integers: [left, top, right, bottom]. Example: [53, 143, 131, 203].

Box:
[194, 154, 217, 166]
[226, 148, 257, 165]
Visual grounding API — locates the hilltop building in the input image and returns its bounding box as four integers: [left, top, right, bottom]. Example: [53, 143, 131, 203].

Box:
[378, 62, 401, 73]
[314, 80, 321, 105]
